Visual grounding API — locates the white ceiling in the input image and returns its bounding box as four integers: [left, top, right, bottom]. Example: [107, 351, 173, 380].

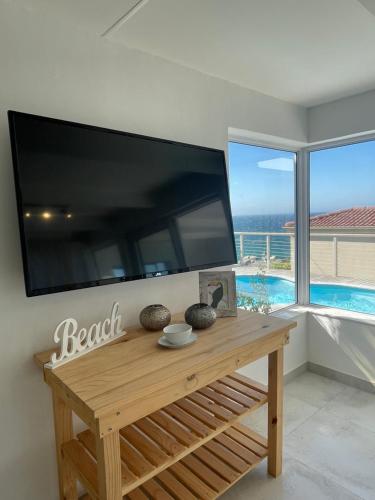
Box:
[15, 0, 375, 107]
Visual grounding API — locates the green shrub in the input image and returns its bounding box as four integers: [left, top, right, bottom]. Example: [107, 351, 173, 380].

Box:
[270, 260, 291, 270]
[237, 266, 271, 314]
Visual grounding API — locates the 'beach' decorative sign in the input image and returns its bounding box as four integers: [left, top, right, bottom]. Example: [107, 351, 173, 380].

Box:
[46, 302, 126, 369]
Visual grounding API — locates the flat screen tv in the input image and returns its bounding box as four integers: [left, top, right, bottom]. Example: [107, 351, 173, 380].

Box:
[8, 111, 236, 296]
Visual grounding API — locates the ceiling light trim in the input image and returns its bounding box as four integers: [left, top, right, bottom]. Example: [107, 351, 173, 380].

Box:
[101, 0, 150, 38]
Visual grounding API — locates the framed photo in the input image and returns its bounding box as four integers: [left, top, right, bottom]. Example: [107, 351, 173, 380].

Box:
[199, 271, 237, 317]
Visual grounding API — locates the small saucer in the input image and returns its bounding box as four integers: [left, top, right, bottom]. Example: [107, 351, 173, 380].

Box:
[158, 333, 197, 349]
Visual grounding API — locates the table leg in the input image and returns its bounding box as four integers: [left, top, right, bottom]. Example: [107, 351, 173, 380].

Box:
[52, 392, 78, 500]
[267, 347, 283, 477]
[96, 430, 122, 500]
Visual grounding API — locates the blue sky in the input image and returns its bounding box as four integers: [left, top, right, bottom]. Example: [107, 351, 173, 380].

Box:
[228, 141, 375, 216]
[228, 142, 295, 215]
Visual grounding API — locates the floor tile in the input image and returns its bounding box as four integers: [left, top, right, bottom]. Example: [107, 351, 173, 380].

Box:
[285, 372, 346, 408]
[221, 456, 362, 500]
[324, 386, 375, 433]
[286, 408, 375, 500]
[242, 394, 319, 436]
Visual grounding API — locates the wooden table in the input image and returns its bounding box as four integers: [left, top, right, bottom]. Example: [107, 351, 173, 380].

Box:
[35, 309, 296, 500]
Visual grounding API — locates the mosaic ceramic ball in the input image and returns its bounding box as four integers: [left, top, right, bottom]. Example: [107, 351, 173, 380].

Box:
[139, 304, 171, 331]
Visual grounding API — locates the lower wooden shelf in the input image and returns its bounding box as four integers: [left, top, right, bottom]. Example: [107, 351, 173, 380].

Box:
[125, 423, 267, 500]
[63, 373, 268, 499]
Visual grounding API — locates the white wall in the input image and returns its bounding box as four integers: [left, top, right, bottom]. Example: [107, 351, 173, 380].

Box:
[307, 310, 375, 385]
[308, 89, 375, 143]
[0, 3, 307, 499]
[239, 310, 307, 385]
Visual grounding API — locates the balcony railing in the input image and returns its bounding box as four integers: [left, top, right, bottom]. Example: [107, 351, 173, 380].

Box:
[234, 231, 375, 279]
[234, 231, 294, 270]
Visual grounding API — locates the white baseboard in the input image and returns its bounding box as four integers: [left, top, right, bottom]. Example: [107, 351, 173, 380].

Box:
[308, 362, 375, 394]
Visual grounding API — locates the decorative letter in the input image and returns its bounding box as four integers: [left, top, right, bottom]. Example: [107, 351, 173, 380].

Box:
[46, 302, 127, 369]
[50, 318, 78, 364]
[101, 317, 111, 340]
[76, 327, 88, 352]
[109, 302, 123, 337]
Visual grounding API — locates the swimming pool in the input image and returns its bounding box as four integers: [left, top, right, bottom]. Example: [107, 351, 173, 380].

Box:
[236, 275, 375, 315]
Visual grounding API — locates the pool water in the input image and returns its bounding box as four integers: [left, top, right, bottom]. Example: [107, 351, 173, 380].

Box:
[236, 275, 375, 315]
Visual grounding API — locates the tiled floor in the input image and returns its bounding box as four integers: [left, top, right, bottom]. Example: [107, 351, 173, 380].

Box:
[222, 372, 375, 500]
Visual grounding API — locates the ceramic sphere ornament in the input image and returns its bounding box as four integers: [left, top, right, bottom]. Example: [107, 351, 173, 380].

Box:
[139, 304, 171, 331]
[184, 303, 216, 330]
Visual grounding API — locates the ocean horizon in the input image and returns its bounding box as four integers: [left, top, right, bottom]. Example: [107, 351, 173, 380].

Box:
[232, 214, 294, 233]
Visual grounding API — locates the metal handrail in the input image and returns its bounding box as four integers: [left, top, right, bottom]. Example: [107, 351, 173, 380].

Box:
[234, 231, 293, 236]
[234, 231, 291, 269]
[233, 230, 375, 275]
[234, 231, 375, 238]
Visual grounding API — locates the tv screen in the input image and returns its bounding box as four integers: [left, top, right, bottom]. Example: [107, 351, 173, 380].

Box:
[9, 111, 236, 296]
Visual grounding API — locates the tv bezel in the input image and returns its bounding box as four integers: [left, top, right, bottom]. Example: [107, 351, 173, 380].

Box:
[8, 110, 237, 297]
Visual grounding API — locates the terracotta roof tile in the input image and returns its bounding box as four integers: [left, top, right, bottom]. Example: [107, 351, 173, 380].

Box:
[284, 207, 375, 228]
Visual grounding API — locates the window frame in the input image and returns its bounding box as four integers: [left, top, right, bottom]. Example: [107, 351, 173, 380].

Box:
[227, 138, 300, 310]
[304, 133, 375, 312]
[228, 131, 375, 314]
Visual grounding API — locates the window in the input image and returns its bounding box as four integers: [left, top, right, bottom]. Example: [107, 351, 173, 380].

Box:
[309, 140, 375, 315]
[228, 142, 296, 312]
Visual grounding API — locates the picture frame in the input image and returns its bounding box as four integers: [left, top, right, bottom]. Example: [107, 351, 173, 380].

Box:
[199, 271, 237, 317]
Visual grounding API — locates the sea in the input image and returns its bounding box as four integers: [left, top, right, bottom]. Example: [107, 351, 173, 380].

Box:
[232, 214, 294, 261]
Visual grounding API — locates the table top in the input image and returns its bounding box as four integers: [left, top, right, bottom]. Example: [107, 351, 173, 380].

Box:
[36, 309, 296, 430]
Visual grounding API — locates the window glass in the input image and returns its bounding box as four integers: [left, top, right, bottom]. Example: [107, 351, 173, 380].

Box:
[310, 140, 375, 315]
[228, 142, 296, 312]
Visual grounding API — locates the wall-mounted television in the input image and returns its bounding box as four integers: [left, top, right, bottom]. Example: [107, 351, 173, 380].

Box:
[8, 111, 236, 296]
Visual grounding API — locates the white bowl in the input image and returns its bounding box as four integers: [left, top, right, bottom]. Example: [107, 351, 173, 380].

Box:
[163, 323, 192, 345]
